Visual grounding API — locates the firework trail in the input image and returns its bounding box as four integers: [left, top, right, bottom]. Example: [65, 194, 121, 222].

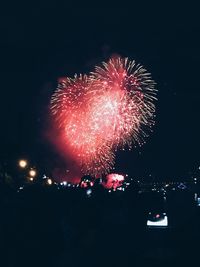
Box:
[50, 56, 157, 177]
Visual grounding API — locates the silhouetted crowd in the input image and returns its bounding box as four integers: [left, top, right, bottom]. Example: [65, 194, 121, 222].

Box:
[0, 182, 200, 267]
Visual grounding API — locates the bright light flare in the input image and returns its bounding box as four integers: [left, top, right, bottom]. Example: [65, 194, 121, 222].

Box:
[29, 169, 36, 177]
[47, 178, 53, 185]
[19, 159, 27, 168]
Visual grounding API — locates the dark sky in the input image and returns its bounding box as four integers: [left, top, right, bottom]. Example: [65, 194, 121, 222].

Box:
[0, 3, 200, 180]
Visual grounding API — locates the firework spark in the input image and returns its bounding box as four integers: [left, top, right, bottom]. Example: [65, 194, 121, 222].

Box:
[50, 56, 157, 177]
[91, 56, 157, 148]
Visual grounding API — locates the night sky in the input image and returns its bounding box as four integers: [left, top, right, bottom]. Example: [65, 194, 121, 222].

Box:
[1, 4, 200, 180]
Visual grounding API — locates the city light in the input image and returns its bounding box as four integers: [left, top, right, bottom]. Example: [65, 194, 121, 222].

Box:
[47, 178, 53, 185]
[86, 189, 92, 197]
[197, 198, 200, 207]
[29, 169, 36, 177]
[19, 159, 27, 168]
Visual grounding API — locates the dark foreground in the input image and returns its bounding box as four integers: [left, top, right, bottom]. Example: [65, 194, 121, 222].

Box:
[0, 185, 199, 267]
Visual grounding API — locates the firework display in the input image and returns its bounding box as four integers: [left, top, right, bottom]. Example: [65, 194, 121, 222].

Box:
[50, 56, 157, 177]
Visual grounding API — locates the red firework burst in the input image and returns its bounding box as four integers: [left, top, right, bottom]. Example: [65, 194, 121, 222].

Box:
[50, 56, 157, 177]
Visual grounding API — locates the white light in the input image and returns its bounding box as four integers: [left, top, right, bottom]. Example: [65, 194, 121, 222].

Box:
[63, 181, 67, 186]
[147, 216, 168, 227]
[86, 189, 92, 196]
[47, 178, 52, 185]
